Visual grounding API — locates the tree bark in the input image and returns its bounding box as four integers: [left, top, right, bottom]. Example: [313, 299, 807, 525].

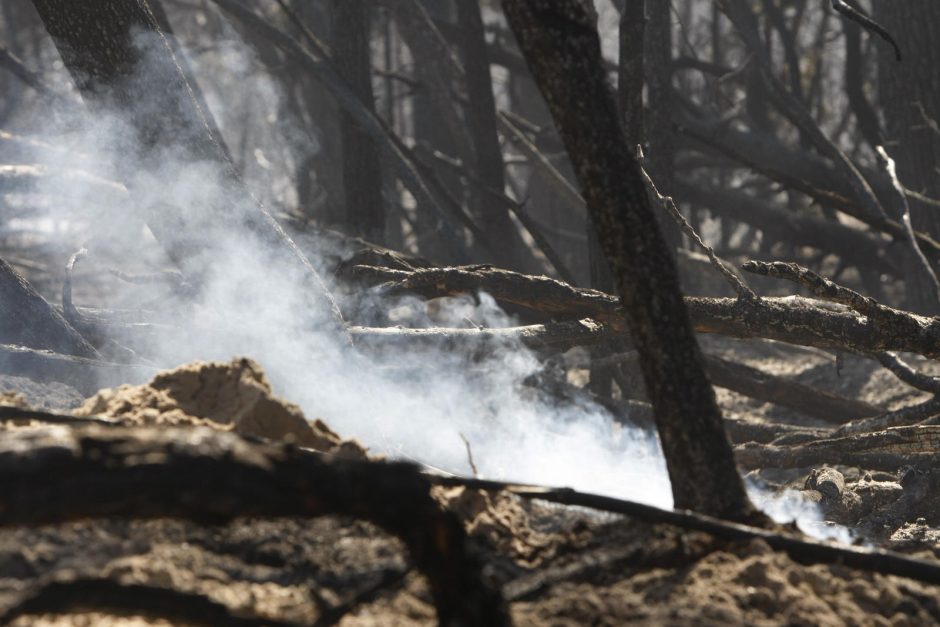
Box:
[455, 0, 522, 270]
[501, 0, 759, 522]
[874, 0, 940, 313]
[332, 0, 385, 242]
[0, 258, 98, 358]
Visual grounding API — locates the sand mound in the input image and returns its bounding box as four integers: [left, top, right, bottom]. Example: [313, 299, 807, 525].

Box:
[74, 357, 366, 458]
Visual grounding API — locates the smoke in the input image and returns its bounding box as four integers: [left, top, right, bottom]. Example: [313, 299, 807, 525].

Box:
[3, 22, 843, 538]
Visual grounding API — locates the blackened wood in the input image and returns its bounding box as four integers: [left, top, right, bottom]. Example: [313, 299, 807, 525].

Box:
[333, 0, 385, 241]
[735, 425, 940, 470]
[353, 263, 940, 358]
[428, 473, 940, 588]
[0, 427, 508, 627]
[0, 577, 300, 627]
[501, 0, 758, 522]
[0, 344, 153, 395]
[455, 0, 521, 270]
[0, 257, 98, 358]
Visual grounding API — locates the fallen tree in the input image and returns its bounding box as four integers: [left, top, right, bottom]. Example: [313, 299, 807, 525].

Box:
[352, 264, 940, 359]
[0, 426, 508, 627]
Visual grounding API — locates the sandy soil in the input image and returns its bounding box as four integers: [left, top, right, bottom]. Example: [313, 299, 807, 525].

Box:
[1, 352, 939, 625]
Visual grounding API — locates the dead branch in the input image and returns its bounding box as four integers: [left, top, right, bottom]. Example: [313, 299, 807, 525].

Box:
[875, 352, 940, 394]
[638, 161, 756, 300]
[0, 577, 301, 627]
[0, 427, 508, 626]
[0, 405, 119, 427]
[0, 343, 152, 400]
[830, 0, 902, 61]
[735, 425, 940, 470]
[0, 256, 99, 358]
[610, 348, 881, 424]
[427, 474, 940, 588]
[351, 264, 940, 359]
[0, 45, 59, 96]
[833, 396, 940, 437]
[704, 354, 882, 423]
[876, 144, 940, 309]
[348, 319, 616, 354]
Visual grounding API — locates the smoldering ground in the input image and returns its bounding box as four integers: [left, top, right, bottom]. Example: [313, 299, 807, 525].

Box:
[0, 19, 845, 539]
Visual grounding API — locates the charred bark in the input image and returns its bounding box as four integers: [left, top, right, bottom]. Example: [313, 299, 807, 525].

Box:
[455, 0, 521, 270]
[332, 0, 385, 241]
[501, 0, 759, 523]
[0, 257, 98, 358]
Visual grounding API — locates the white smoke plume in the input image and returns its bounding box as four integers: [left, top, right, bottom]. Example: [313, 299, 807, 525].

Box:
[2, 19, 844, 538]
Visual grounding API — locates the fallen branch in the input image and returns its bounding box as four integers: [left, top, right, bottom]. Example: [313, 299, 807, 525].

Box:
[426, 473, 940, 587]
[0, 344, 153, 396]
[0, 427, 508, 626]
[734, 425, 940, 470]
[352, 264, 940, 358]
[0, 577, 300, 627]
[0, 405, 119, 427]
[704, 354, 881, 423]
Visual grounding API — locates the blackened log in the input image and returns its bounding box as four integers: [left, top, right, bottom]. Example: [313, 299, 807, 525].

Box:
[0, 427, 508, 627]
[29, 0, 348, 336]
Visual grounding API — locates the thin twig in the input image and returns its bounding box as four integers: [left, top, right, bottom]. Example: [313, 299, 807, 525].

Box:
[876, 145, 940, 310]
[424, 472, 940, 586]
[458, 432, 479, 478]
[875, 352, 940, 394]
[638, 157, 757, 300]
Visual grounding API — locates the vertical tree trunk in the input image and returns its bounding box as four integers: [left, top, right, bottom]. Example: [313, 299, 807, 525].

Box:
[502, 0, 759, 523]
[874, 0, 940, 314]
[28, 0, 346, 332]
[455, 0, 522, 270]
[333, 0, 385, 242]
[644, 0, 681, 253]
[589, 0, 645, 397]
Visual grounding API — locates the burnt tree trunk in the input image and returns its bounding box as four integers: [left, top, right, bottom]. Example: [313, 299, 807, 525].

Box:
[588, 0, 646, 397]
[874, 0, 940, 314]
[502, 0, 760, 522]
[455, 0, 522, 270]
[28, 0, 346, 332]
[644, 0, 681, 254]
[333, 0, 385, 242]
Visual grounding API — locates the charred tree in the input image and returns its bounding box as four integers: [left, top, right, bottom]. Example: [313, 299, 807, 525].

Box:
[644, 0, 681, 253]
[501, 0, 760, 522]
[28, 0, 347, 333]
[332, 0, 385, 242]
[455, 0, 523, 270]
[588, 0, 646, 397]
[874, 0, 940, 314]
